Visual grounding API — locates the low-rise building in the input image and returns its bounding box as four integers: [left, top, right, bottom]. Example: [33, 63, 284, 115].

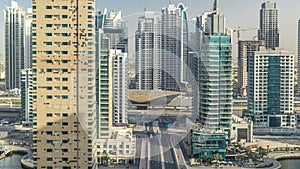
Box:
[231, 115, 253, 143]
[189, 124, 227, 161]
[97, 126, 136, 166]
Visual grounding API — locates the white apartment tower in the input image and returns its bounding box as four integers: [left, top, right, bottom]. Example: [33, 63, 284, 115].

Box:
[25, 8, 32, 69]
[21, 69, 33, 122]
[4, 1, 25, 90]
[135, 11, 161, 90]
[248, 48, 296, 128]
[111, 50, 128, 125]
[161, 3, 188, 91]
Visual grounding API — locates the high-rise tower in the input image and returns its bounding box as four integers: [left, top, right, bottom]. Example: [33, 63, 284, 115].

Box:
[198, 0, 232, 135]
[161, 3, 188, 91]
[248, 48, 295, 128]
[258, 2, 279, 49]
[135, 11, 161, 90]
[25, 8, 33, 69]
[32, 0, 97, 168]
[4, 1, 25, 90]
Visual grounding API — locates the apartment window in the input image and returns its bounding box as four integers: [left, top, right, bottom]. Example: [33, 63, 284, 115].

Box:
[45, 33, 52, 36]
[62, 15, 68, 18]
[62, 78, 68, 81]
[62, 149, 68, 152]
[46, 149, 53, 152]
[45, 15, 52, 18]
[62, 51, 68, 54]
[46, 157, 53, 161]
[61, 42, 68, 45]
[46, 86, 52, 90]
[62, 122, 68, 126]
[46, 77, 52, 81]
[46, 122, 53, 126]
[62, 24, 68, 27]
[32, 33, 36, 36]
[62, 6, 68, 9]
[62, 113, 68, 117]
[45, 42, 52, 45]
[32, 6, 36, 9]
[32, 15, 36, 18]
[88, 24, 93, 28]
[61, 33, 68, 37]
[88, 15, 93, 19]
[46, 95, 52, 99]
[62, 95, 68, 99]
[32, 24, 36, 27]
[46, 24, 52, 27]
[45, 51, 52, 54]
[46, 6, 52, 9]
[62, 86, 68, 90]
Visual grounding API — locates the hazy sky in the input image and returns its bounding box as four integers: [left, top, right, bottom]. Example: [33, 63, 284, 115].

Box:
[1, 0, 299, 59]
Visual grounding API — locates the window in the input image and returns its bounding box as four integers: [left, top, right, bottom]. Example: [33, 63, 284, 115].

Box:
[32, 33, 36, 36]
[45, 42, 52, 45]
[46, 77, 52, 81]
[88, 15, 93, 19]
[62, 95, 68, 99]
[62, 51, 68, 54]
[62, 6, 68, 9]
[46, 157, 53, 161]
[45, 15, 52, 18]
[32, 6, 36, 9]
[45, 33, 52, 36]
[62, 78, 68, 81]
[61, 33, 68, 37]
[32, 24, 36, 27]
[62, 15, 68, 18]
[62, 24, 68, 28]
[62, 86, 68, 90]
[88, 24, 93, 28]
[32, 15, 36, 18]
[62, 122, 68, 126]
[46, 6, 52, 9]
[61, 42, 68, 45]
[46, 95, 52, 99]
[45, 51, 52, 54]
[46, 24, 52, 27]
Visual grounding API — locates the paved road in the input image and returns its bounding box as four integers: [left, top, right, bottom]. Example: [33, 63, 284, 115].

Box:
[149, 134, 162, 169]
[161, 132, 178, 169]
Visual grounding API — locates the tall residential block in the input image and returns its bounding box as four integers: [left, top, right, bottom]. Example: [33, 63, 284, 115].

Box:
[161, 3, 188, 91]
[135, 11, 161, 90]
[198, 0, 232, 135]
[25, 8, 33, 69]
[298, 19, 300, 97]
[96, 30, 112, 140]
[111, 49, 128, 125]
[32, 0, 97, 168]
[21, 69, 33, 122]
[4, 1, 25, 90]
[258, 1, 279, 49]
[102, 10, 128, 52]
[237, 40, 264, 97]
[248, 48, 296, 128]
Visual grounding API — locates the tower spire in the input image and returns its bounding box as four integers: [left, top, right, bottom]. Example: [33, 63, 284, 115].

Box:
[213, 0, 219, 13]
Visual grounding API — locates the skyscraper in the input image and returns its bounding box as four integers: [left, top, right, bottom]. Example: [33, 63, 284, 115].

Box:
[248, 48, 295, 128]
[161, 3, 188, 91]
[96, 8, 107, 30]
[32, 0, 97, 168]
[4, 1, 25, 90]
[135, 11, 161, 90]
[111, 50, 128, 125]
[258, 1, 279, 49]
[237, 40, 264, 97]
[198, 0, 232, 135]
[102, 10, 128, 52]
[96, 29, 112, 139]
[298, 19, 300, 97]
[25, 8, 33, 69]
[21, 69, 33, 122]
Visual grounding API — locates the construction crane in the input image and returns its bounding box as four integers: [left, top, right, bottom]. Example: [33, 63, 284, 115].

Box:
[233, 27, 258, 41]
